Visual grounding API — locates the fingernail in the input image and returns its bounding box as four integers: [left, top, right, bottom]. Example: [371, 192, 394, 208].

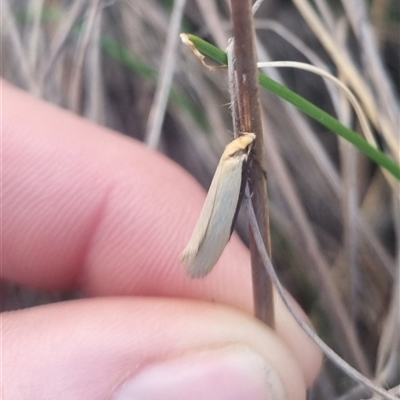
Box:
[112, 345, 287, 400]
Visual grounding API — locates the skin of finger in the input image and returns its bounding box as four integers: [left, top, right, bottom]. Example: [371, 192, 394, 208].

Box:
[2, 81, 321, 385]
[3, 80, 252, 307]
[3, 297, 307, 400]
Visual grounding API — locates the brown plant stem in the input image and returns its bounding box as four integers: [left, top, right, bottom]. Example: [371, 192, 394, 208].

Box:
[230, 0, 274, 327]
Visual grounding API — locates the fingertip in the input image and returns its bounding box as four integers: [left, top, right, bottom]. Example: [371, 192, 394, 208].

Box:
[3, 298, 308, 400]
[3, 82, 253, 312]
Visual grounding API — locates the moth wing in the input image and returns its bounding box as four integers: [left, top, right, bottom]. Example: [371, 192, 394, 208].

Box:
[179, 160, 225, 272]
[180, 156, 244, 278]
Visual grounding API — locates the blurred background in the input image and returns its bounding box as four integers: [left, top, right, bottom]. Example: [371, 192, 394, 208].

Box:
[2, 0, 399, 398]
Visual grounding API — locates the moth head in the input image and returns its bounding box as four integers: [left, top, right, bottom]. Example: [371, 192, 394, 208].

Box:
[224, 132, 256, 159]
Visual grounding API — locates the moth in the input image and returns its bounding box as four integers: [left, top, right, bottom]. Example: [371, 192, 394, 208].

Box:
[180, 132, 256, 278]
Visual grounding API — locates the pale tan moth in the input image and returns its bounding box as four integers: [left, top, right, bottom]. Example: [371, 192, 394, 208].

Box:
[180, 132, 256, 278]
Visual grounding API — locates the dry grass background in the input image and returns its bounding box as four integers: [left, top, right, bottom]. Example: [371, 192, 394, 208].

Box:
[2, 0, 399, 398]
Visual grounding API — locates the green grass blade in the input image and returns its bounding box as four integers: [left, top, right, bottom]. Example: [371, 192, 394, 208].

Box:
[187, 34, 400, 180]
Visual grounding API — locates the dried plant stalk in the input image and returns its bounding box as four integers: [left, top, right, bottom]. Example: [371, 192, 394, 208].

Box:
[230, 0, 274, 327]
